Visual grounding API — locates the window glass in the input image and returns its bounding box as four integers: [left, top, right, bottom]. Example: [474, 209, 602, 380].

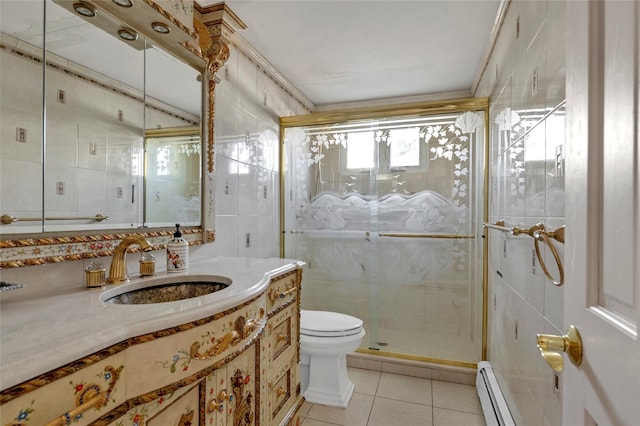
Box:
[346, 131, 374, 169]
[389, 127, 420, 167]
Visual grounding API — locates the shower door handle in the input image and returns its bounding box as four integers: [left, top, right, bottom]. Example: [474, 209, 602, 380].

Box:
[378, 232, 474, 239]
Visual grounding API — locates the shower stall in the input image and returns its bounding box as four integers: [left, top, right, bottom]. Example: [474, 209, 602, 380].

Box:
[281, 99, 488, 366]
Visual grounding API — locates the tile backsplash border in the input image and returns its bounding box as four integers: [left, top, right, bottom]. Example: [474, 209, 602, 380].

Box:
[0, 228, 205, 269]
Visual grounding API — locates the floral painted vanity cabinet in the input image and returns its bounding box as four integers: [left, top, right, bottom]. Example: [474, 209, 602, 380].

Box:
[0, 264, 304, 426]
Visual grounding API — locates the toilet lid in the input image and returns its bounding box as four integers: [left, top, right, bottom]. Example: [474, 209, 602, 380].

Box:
[300, 310, 364, 337]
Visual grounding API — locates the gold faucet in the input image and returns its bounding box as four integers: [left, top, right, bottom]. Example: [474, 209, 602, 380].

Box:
[107, 235, 153, 284]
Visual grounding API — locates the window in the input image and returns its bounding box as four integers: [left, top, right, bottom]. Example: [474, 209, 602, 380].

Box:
[346, 131, 374, 170]
[388, 127, 420, 168]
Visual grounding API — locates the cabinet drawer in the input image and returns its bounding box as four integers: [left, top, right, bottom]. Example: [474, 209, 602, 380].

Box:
[268, 303, 296, 365]
[266, 346, 299, 426]
[0, 354, 125, 426]
[268, 365, 293, 423]
[267, 271, 299, 313]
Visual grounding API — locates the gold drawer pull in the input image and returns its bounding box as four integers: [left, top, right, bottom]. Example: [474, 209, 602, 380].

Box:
[276, 387, 287, 397]
[276, 332, 288, 342]
[268, 281, 296, 303]
[207, 398, 220, 413]
[219, 389, 228, 401]
[207, 388, 229, 413]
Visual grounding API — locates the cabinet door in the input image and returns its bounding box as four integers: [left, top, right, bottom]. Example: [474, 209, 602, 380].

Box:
[205, 368, 228, 426]
[146, 383, 202, 426]
[225, 345, 258, 426]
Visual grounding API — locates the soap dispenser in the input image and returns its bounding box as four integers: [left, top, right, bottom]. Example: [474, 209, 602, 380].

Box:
[167, 224, 188, 272]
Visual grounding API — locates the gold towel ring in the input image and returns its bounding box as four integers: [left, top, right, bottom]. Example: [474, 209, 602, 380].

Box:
[533, 230, 564, 286]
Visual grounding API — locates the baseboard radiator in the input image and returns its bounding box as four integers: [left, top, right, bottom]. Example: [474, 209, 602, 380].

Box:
[476, 361, 515, 426]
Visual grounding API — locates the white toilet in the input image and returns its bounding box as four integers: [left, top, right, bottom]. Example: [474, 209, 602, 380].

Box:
[299, 310, 366, 407]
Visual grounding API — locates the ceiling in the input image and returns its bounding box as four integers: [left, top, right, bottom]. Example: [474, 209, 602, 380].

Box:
[1, 1, 503, 113]
[197, 0, 503, 108]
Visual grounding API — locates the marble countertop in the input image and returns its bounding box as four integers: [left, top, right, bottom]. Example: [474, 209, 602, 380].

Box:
[0, 257, 304, 391]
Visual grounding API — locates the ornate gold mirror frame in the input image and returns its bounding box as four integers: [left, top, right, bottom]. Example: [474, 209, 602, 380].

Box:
[0, 1, 246, 269]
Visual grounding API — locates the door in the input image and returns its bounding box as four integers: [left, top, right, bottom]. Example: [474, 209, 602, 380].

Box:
[564, 1, 640, 424]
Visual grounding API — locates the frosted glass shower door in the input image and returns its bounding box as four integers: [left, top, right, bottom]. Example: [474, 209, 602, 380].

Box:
[282, 110, 485, 364]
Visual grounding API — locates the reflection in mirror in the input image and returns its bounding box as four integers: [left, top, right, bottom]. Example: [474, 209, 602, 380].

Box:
[145, 126, 201, 227]
[43, 0, 145, 233]
[0, 0, 45, 234]
[0, 0, 202, 236]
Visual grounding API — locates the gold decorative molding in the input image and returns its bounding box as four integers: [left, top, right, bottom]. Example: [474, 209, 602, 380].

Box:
[207, 78, 217, 173]
[143, 0, 198, 39]
[195, 2, 247, 173]
[190, 307, 265, 360]
[0, 228, 204, 269]
[280, 97, 490, 128]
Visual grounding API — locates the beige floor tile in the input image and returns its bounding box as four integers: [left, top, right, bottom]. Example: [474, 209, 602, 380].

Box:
[368, 397, 433, 426]
[306, 392, 374, 426]
[432, 381, 482, 415]
[301, 418, 339, 426]
[299, 401, 314, 418]
[376, 372, 432, 406]
[433, 407, 487, 426]
[349, 367, 381, 396]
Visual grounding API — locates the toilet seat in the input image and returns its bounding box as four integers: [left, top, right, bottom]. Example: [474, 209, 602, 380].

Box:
[301, 310, 363, 337]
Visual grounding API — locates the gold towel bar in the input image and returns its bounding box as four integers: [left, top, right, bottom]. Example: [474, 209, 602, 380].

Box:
[1, 213, 108, 225]
[483, 220, 565, 244]
[484, 220, 565, 286]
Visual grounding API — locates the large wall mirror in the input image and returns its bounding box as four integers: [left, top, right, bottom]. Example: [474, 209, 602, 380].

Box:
[0, 0, 203, 238]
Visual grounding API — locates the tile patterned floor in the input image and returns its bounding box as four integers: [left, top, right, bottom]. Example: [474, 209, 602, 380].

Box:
[299, 367, 487, 426]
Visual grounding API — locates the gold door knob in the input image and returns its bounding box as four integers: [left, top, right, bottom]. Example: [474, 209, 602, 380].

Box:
[536, 325, 583, 372]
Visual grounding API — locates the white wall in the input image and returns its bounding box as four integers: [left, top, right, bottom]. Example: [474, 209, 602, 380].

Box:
[475, 1, 566, 425]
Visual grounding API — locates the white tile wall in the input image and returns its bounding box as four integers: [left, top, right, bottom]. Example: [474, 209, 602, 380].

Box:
[475, 1, 566, 425]
[207, 45, 309, 257]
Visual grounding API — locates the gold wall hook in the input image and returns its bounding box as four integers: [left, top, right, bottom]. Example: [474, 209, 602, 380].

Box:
[536, 325, 583, 372]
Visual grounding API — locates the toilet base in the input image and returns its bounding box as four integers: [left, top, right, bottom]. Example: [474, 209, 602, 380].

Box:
[302, 353, 354, 408]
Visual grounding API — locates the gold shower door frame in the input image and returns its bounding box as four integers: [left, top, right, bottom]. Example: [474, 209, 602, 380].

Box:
[279, 98, 489, 368]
